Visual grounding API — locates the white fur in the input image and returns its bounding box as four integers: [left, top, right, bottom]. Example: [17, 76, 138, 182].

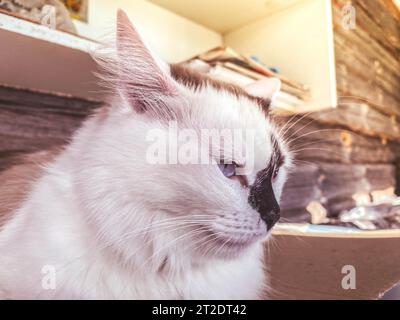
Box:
[0, 11, 291, 299]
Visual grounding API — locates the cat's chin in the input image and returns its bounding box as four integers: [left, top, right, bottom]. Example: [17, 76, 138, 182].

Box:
[203, 232, 267, 260]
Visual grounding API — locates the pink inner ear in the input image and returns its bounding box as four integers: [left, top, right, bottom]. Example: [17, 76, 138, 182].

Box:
[115, 9, 177, 110]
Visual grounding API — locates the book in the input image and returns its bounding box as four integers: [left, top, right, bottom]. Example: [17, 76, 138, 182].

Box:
[221, 61, 310, 100]
[184, 60, 301, 111]
[194, 46, 310, 96]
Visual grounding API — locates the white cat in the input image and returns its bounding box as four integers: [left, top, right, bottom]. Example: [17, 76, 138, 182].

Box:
[0, 10, 291, 299]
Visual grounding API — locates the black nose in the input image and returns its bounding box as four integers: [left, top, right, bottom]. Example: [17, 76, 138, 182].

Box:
[248, 173, 280, 231]
[260, 207, 280, 231]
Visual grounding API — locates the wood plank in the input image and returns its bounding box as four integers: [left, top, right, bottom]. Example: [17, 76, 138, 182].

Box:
[0, 85, 101, 162]
[356, 0, 400, 54]
[319, 163, 396, 199]
[333, 1, 399, 74]
[334, 56, 400, 117]
[332, 0, 400, 117]
[275, 113, 399, 163]
[280, 162, 397, 220]
[334, 35, 400, 102]
[309, 103, 400, 142]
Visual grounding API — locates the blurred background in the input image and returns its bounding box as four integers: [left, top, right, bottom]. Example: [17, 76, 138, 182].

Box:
[0, 0, 399, 298]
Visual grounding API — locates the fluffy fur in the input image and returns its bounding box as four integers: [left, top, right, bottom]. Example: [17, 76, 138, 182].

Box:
[0, 10, 291, 299]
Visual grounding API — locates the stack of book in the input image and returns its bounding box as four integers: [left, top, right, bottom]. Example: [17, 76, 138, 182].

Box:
[184, 46, 310, 110]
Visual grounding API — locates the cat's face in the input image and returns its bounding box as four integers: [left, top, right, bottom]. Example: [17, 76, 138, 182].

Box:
[76, 10, 291, 269]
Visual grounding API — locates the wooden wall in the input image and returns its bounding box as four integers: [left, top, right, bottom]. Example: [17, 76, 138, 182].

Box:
[0, 86, 101, 170]
[276, 114, 399, 221]
[279, 0, 400, 222]
[333, 0, 400, 117]
[334, 0, 400, 196]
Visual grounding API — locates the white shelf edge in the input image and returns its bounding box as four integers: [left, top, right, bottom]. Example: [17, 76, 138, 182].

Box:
[0, 12, 98, 53]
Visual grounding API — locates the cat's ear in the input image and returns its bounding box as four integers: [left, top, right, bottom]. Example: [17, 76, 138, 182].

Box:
[115, 9, 177, 113]
[244, 78, 281, 101]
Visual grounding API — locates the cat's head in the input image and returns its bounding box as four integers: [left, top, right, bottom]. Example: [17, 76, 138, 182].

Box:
[76, 10, 292, 270]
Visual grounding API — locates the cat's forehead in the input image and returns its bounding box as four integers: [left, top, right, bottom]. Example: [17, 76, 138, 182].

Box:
[169, 63, 286, 165]
[170, 64, 271, 112]
[170, 64, 272, 132]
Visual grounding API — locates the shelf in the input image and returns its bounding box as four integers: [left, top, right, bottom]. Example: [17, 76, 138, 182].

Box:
[0, 11, 100, 100]
[0, 0, 338, 110]
[148, 0, 304, 33]
[149, 0, 337, 110]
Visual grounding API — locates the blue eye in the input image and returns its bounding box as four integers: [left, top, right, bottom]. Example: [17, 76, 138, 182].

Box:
[218, 163, 236, 178]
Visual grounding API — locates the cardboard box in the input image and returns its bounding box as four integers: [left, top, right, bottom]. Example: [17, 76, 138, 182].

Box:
[266, 224, 400, 299]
